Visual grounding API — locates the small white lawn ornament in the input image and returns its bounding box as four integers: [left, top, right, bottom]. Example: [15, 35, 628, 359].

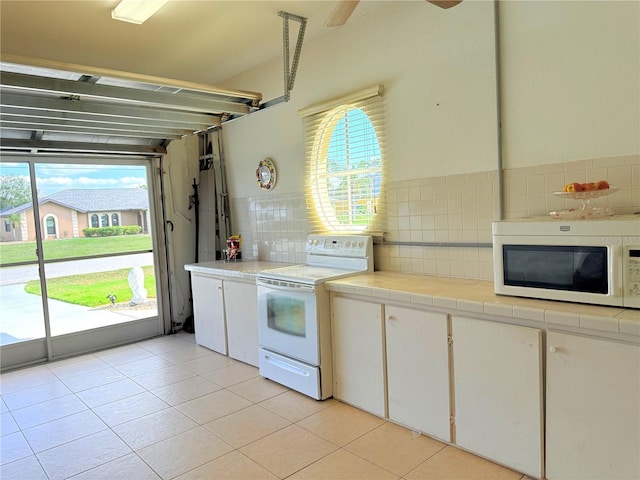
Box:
[128, 266, 148, 305]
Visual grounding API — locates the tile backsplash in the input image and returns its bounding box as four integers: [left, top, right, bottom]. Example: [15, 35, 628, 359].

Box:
[232, 154, 639, 281]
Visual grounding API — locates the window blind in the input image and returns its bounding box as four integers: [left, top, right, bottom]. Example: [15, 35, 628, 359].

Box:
[300, 85, 386, 234]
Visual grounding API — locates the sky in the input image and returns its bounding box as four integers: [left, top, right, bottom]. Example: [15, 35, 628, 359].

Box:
[0, 162, 148, 198]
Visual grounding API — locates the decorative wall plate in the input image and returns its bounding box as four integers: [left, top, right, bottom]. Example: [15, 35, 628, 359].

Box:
[256, 158, 276, 190]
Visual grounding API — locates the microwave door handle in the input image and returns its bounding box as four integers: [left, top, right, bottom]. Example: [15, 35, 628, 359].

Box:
[611, 245, 623, 297]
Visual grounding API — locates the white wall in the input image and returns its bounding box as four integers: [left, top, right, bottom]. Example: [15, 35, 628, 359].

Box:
[499, 1, 639, 168]
[221, 0, 499, 199]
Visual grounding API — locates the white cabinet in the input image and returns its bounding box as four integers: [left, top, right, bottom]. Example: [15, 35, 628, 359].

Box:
[546, 331, 640, 480]
[452, 316, 543, 479]
[331, 296, 386, 417]
[224, 281, 259, 367]
[385, 305, 450, 441]
[191, 273, 226, 354]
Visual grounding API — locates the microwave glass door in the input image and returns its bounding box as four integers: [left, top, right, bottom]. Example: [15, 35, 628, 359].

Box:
[503, 245, 608, 294]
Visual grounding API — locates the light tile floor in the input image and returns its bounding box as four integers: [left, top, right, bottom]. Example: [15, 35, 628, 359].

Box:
[1, 332, 532, 480]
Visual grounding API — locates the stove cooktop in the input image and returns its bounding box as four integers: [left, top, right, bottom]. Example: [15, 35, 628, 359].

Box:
[256, 264, 368, 285]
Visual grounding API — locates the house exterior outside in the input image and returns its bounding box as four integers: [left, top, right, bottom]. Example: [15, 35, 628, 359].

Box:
[0, 188, 150, 242]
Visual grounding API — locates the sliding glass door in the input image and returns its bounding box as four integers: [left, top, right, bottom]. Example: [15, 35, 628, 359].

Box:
[0, 157, 164, 370]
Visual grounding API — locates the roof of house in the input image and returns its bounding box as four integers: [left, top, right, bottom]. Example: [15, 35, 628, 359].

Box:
[0, 188, 149, 215]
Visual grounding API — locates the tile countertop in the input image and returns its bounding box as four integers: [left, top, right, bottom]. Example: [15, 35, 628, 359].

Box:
[325, 271, 640, 339]
[184, 260, 295, 281]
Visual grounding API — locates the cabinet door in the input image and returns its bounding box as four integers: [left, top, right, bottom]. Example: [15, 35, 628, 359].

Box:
[191, 274, 226, 354]
[331, 296, 385, 417]
[386, 305, 450, 441]
[224, 281, 259, 367]
[546, 331, 640, 480]
[452, 316, 543, 478]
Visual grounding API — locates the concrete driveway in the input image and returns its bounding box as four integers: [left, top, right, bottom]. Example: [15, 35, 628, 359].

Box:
[0, 253, 156, 345]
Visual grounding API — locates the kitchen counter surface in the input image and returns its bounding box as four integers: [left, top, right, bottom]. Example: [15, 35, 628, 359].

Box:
[326, 271, 640, 339]
[184, 260, 295, 281]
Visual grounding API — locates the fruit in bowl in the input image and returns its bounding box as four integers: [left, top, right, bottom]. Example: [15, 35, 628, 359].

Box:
[581, 182, 598, 191]
[563, 182, 584, 192]
[562, 180, 610, 192]
[596, 180, 610, 190]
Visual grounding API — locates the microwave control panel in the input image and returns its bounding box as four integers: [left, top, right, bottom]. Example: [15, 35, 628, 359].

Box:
[625, 247, 640, 308]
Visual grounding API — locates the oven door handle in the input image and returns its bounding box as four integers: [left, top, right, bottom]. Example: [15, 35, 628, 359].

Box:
[256, 279, 316, 294]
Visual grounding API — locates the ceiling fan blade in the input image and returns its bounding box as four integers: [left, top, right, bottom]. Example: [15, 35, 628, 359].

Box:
[325, 0, 359, 27]
[427, 0, 463, 9]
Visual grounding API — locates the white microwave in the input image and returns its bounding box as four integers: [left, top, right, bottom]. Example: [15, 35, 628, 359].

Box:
[492, 215, 640, 308]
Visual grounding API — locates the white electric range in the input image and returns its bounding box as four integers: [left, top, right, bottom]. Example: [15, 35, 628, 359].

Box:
[256, 234, 373, 400]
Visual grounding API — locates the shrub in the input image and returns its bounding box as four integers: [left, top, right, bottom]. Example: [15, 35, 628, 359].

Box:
[83, 225, 142, 237]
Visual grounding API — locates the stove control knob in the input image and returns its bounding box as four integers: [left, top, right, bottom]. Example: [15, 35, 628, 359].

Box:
[345, 241, 352, 247]
[358, 241, 364, 248]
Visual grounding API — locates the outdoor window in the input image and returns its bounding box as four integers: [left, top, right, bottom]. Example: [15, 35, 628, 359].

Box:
[111, 213, 120, 226]
[4, 219, 11, 232]
[91, 214, 99, 228]
[300, 85, 385, 233]
[45, 216, 56, 235]
[101, 213, 109, 227]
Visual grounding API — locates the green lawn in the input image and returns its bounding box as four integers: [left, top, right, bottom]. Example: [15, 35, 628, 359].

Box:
[24, 266, 156, 307]
[0, 235, 153, 265]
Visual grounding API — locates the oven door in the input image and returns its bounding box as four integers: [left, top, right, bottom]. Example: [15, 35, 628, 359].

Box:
[257, 279, 319, 365]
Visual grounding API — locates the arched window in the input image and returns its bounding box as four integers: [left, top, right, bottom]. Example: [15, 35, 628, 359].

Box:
[101, 213, 109, 227]
[45, 216, 56, 235]
[91, 214, 99, 228]
[303, 88, 385, 233]
[111, 213, 120, 226]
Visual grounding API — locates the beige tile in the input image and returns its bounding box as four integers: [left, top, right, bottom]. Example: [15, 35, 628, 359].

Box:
[11, 394, 88, 430]
[0, 412, 19, 436]
[92, 391, 169, 427]
[150, 375, 222, 405]
[174, 450, 278, 480]
[298, 402, 386, 446]
[137, 335, 194, 355]
[0, 367, 58, 396]
[0, 431, 33, 465]
[344, 422, 446, 476]
[36, 430, 131, 480]
[137, 426, 233, 479]
[179, 352, 235, 375]
[290, 448, 399, 480]
[259, 390, 337, 423]
[69, 453, 160, 480]
[202, 362, 260, 387]
[112, 407, 198, 450]
[130, 364, 196, 390]
[0, 455, 48, 480]
[1, 380, 71, 410]
[158, 344, 217, 364]
[240, 424, 338, 478]
[46, 356, 110, 379]
[22, 410, 107, 453]
[405, 445, 522, 480]
[175, 389, 252, 424]
[227, 376, 289, 403]
[204, 404, 290, 448]
[113, 355, 175, 377]
[59, 367, 126, 393]
[95, 344, 156, 366]
[75, 378, 145, 408]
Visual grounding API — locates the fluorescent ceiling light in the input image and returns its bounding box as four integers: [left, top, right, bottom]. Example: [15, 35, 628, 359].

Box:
[111, 0, 169, 25]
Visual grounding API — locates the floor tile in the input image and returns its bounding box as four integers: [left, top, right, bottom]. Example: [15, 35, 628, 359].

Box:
[69, 453, 161, 480]
[405, 445, 522, 480]
[113, 407, 199, 450]
[0, 368, 59, 396]
[131, 364, 196, 390]
[204, 404, 291, 448]
[240, 424, 338, 478]
[137, 426, 234, 479]
[11, 394, 88, 430]
[0, 398, 8, 413]
[0, 412, 19, 436]
[75, 378, 146, 408]
[259, 390, 337, 423]
[113, 355, 174, 377]
[0, 431, 33, 465]
[47, 356, 110, 380]
[150, 376, 222, 405]
[137, 335, 194, 355]
[2, 379, 71, 410]
[22, 410, 108, 453]
[227, 376, 289, 403]
[202, 361, 260, 387]
[0, 455, 48, 480]
[158, 344, 216, 364]
[36, 429, 131, 480]
[92, 391, 169, 427]
[179, 352, 235, 375]
[174, 450, 278, 480]
[344, 422, 446, 476]
[59, 367, 126, 393]
[289, 448, 399, 480]
[297, 402, 386, 446]
[175, 389, 252, 424]
[95, 344, 156, 366]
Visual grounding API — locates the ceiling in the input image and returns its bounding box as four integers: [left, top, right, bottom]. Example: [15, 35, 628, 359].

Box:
[0, 0, 394, 155]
